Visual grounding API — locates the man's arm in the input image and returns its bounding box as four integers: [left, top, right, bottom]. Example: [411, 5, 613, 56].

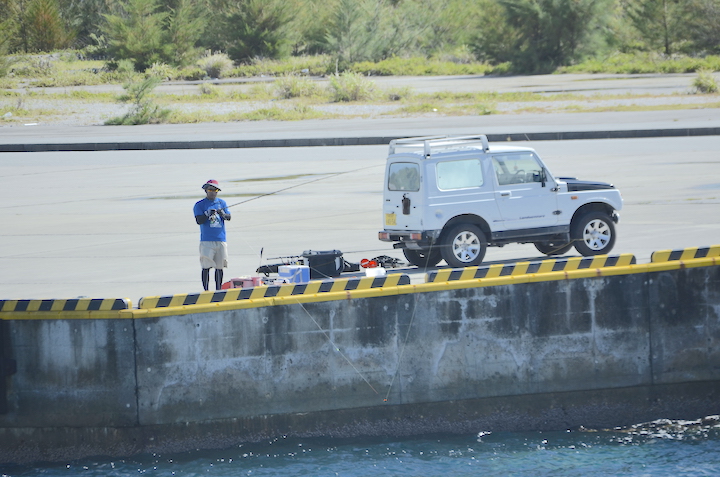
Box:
[195, 214, 208, 224]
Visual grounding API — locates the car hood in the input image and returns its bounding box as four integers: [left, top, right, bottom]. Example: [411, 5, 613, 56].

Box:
[558, 177, 616, 191]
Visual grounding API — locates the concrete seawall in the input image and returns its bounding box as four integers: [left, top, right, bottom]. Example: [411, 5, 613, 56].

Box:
[1, 250, 719, 463]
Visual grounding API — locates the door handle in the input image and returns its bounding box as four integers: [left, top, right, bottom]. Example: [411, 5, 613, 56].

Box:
[500, 192, 511, 197]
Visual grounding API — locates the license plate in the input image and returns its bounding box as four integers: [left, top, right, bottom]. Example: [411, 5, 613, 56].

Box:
[385, 213, 396, 226]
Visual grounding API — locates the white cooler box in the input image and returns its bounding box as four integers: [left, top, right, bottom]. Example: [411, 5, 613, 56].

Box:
[278, 265, 310, 284]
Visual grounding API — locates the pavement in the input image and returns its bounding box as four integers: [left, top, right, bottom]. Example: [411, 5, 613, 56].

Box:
[1, 73, 719, 303]
[2, 109, 720, 152]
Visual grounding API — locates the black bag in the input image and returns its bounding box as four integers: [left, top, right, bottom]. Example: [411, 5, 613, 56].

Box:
[302, 250, 343, 278]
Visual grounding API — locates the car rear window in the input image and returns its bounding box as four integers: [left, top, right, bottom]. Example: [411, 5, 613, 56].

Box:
[388, 162, 420, 191]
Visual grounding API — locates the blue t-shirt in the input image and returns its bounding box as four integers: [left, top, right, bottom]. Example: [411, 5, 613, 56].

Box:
[193, 198, 228, 242]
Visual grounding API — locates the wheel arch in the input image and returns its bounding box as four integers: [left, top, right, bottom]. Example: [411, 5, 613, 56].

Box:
[570, 202, 615, 225]
[439, 214, 491, 243]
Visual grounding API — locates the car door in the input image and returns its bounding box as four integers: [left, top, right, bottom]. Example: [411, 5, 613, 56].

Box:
[383, 160, 424, 231]
[492, 152, 559, 231]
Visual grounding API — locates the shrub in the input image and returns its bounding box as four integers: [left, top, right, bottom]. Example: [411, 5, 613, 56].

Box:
[177, 66, 207, 81]
[693, 70, 719, 94]
[274, 75, 321, 99]
[351, 57, 493, 76]
[228, 55, 331, 78]
[145, 62, 176, 80]
[106, 76, 171, 125]
[13, 56, 57, 77]
[197, 52, 233, 79]
[199, 82, 221, 97]
[328, 72, 376, 102]
[431, 45, 478, 64]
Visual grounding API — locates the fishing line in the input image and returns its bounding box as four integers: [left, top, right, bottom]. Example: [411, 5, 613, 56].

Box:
[224, 164, 382, 210]
[296, 300, 379, 395]
[383, 290, 421, 402]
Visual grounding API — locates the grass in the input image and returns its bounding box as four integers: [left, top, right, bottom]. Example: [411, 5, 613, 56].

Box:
[2, 50, 719, 125]
[165, 104, 331, 123]
[558, 52, 720, 74]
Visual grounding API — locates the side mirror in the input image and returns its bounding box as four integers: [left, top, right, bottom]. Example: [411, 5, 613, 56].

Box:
[533, 169, 547, 187]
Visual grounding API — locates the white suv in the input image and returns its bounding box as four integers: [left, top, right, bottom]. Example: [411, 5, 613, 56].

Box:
[378, 135, 623, 268]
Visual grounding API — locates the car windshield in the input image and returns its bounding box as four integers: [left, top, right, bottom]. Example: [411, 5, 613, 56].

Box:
[493, 153, 543, 185]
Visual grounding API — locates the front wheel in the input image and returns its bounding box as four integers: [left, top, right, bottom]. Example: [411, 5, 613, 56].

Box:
[440, 224, 487, 268]
[572, 212, 616, 256]
[403, 248, 442, 268]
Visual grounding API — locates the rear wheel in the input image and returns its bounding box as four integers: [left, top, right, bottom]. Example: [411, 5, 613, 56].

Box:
[440, 224, 487, 268]
[572, 212, 616, 256]
[534, 241, 573, 256]
[403, 248, 442, 268]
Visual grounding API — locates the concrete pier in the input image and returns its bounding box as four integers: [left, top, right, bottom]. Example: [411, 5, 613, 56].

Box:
[1, 251, 719, 463]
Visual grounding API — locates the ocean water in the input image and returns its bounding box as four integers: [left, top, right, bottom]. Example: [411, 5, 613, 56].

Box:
[3, 417, 720, 477]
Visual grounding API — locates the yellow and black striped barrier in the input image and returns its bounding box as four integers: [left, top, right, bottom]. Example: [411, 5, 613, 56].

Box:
[0, 297, 131, 313]
[138, 273, 412, 309]
[650, 245, 720, 263]
[426, 254, 637, 283]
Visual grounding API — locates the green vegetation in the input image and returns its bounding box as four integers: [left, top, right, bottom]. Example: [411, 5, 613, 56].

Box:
[2, 0, 720, 77]
[328, 72, 376, 101]
[558, 53, 720, 74]
[2, 0, 719, 125]
[693, 70, 719, 93]
[106, 76, 171, 125]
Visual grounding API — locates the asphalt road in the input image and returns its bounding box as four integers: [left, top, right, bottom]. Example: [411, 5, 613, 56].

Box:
[1, 135, 719, 303]
[2, 73, 720, 303]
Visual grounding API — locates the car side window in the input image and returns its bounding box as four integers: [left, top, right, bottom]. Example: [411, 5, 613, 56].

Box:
[493, 153, 543, 185]
[436, 158, 483, 190]
[388, 162, 420, 191]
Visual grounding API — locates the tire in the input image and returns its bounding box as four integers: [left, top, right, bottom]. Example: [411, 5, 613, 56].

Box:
[440, 224, 487, 268]
[572, 211, 616, 256]
[403, 248, 442, 268]
[534, 241, 573, 256]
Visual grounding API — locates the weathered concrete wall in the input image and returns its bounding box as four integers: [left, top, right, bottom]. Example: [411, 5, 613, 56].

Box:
[1, 264, 719, 463]
[0, 319, 137, 428]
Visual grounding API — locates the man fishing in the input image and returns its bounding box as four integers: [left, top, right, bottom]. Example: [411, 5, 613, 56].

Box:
[193, 180, 231, 291]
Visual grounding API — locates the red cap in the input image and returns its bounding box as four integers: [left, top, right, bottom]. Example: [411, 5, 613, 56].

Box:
[202, 180, 221, 191]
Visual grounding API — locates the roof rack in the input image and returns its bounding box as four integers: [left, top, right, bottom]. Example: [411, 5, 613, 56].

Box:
[389, 134, 489, 157]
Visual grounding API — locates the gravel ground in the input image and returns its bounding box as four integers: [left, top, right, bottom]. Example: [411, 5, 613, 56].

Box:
[2, 94, 717, 127]
[2, 73, 719, 126]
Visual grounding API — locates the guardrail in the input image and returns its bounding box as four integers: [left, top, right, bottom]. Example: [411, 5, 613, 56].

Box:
[650, 245, 720, 262]
[138, 274, 412, 309]
[0, 298, 131, 318]
[425, 254, 636, 283]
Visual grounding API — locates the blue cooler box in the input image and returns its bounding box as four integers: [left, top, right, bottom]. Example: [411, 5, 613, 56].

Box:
[278, 265, 310, 283]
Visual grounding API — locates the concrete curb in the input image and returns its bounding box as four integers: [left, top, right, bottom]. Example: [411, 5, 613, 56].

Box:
[2, 126, 720, 152]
